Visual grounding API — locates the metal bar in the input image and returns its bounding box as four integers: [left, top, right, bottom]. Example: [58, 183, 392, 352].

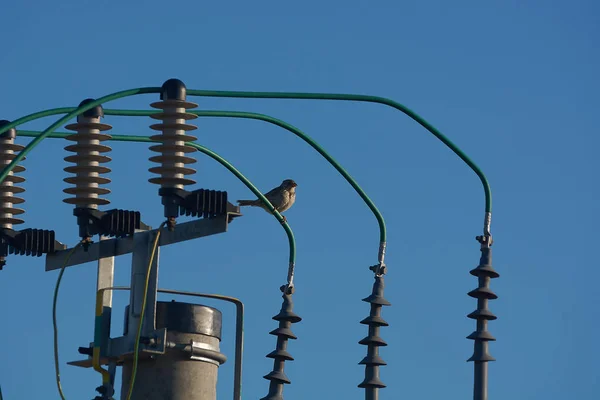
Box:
[474, 362, 488, 400]
[365, 388, 378, 400]
[45, 216, 231, 271]
[127, 231, 160, 343]
[96, 236, 115, 357]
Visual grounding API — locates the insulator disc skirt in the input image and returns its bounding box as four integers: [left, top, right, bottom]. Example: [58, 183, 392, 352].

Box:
[0, 175, 25, 184]
[64, 165, 111, 174]
[149, 133, 198, 143]
[64, 154, 112, 164]
[63, 186, 110, 195]
[149, 166, 196, 176]
[149, 99, 199, 110]
[0, 216, 24, 226]
[64, 121, 112, 132]
[0, 206, 25, 215]
[63, 197, 111, 206]
[149, 111, 198, 121]
[0, 195, 25, 204]
[0, 185, 25, 194]
[64, 176, 111, 185]
[148, 176, 196, 186]
[0, 164, 25, 173]
[0, 143, 26, 152]
[64, 132, 112, 141]
[149, 154, 197, 165]
[149, 144, 197, 154]
[149, 123, 198, 132]
[64, 143, 112, 153]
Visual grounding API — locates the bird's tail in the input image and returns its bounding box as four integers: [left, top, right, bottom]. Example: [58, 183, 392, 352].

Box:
[237, 199, 259, 207]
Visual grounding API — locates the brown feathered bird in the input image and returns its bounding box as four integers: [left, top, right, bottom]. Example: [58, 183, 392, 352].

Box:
[237, 179, 297, 220]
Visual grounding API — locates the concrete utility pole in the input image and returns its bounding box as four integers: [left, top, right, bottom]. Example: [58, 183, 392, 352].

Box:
[120, 301, 226, 400]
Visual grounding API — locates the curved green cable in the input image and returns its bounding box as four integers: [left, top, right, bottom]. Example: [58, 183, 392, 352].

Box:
[103, 109, 386, 243]
[185, 89, 492, 215]
[1, 88, 491, 217]
[192, 111, 385, 243]
[0, 88, 161, 184]
[16, 130, 296, 265]
[4, 104, 384, 244]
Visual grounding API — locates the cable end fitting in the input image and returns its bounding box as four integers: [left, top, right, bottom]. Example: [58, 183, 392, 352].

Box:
[476, 234, 493, 248]
[369, 263, 387, 276]
[378, 242, 387, 264]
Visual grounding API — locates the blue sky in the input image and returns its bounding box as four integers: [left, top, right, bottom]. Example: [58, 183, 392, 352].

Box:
[0, 1, 598, 399]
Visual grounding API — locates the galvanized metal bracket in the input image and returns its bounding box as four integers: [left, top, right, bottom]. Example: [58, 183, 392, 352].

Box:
[44, 214, 239, 271]
[68, 328, 168, 368]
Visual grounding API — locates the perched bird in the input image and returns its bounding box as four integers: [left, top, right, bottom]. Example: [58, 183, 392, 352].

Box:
[237, 179, 298, 221]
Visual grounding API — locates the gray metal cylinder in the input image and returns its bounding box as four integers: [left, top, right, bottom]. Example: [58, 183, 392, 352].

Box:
[121, 301, 226, 400]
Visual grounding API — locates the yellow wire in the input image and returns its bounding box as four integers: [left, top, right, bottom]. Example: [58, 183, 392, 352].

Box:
[52, 242, 83, 400]
[125, 222, 166, 400]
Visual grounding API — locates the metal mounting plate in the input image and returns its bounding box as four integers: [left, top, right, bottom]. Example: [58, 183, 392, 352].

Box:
[67, 328, 168, 368]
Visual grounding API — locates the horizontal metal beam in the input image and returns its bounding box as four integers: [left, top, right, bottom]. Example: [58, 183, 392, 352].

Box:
[45, 216, 234, 271]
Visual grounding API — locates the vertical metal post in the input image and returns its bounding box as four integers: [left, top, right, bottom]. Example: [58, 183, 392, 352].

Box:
[96, 236, 115, 356]
[473, 362, 488, 400]
[126, 231, 160, 343]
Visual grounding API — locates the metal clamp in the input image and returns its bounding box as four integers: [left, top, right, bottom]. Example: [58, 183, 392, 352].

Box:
[70, 286, 244, 400]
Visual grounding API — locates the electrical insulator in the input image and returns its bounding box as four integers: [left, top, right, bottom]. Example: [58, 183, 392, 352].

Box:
[63, 99, 113, 210]
[0, 120, 26, 230]
[148, 78, 199, 222]
[0, 120, 62, 268]
[61, 99, 147, 245]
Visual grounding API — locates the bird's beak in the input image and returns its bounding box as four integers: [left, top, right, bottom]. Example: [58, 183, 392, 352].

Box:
[292, 182, 298, 187]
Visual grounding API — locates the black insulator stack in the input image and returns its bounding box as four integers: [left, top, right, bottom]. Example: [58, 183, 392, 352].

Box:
[359, 273, 390, 397]
[72, 207, 146, 241]
[260, 285, 302, 400]
[467, 242, 499, 379]
[180, 189, 228, 218]
[98, 209, 143, 237]
[7, 228, 57, 256]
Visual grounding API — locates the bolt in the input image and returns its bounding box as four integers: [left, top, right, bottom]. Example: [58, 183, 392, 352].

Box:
[167, 216, 176, 231]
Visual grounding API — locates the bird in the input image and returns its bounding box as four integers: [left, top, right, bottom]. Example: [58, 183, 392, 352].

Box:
[237, 179, 297, 222]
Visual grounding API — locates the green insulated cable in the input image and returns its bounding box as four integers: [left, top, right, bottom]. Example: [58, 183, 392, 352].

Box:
[184, 89, 493, 234]
[16, 130, 296, 268]
[0, 88, 161, 185]
[4, 103, 386, 262]
[4, 87, 490, 251]
[103, 109, 386, 244]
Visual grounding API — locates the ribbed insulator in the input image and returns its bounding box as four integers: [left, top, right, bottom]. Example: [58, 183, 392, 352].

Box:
[467, 245, 499, 363]
[359, 274, 390, 394]
[147, 98, 198, 190]
[62, 112, 113, 209]
[0, 122, 26, 230]
[260, 286, 302, 400]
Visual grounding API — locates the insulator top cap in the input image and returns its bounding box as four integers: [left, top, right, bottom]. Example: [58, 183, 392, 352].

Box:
[160, 78, 187, 101]
[77, 98, 104, 119]
[0, 120, 16, 139]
